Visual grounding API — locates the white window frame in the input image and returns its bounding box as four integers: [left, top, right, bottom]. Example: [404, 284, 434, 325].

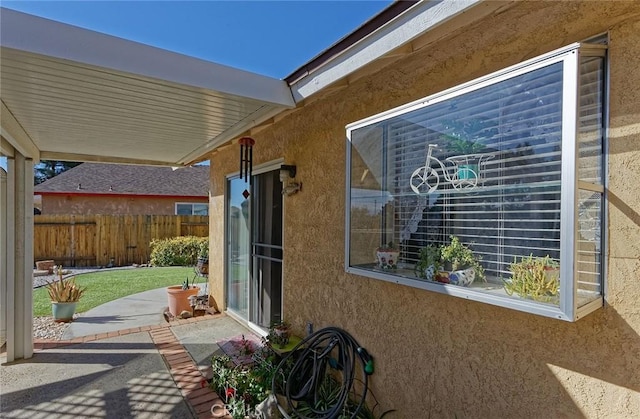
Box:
[345, 43, 607, 321]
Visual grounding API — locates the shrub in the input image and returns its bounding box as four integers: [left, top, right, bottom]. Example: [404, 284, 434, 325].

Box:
[150, 236, 208, 267]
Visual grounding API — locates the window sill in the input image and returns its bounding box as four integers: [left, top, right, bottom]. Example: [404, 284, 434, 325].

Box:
[346, 264, 601, 321]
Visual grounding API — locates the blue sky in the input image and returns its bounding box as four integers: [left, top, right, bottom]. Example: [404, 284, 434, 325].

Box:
[2, 1, 392, 78]
[1, 1, 392, 170]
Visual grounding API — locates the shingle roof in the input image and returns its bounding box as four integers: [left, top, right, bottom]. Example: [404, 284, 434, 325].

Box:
[34, 163, 209, 197]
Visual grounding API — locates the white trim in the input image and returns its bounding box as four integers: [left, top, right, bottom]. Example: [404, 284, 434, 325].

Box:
[290, 0, 484, 101]
[347, 43, 580, 131]
[1, 101, 40, 161]
[560, 49, 579, 321]
[4, 154, 34, 361]
[346, 267, 570, 321]
[0, 168, 7, 348]
[0, 8, 294, 107]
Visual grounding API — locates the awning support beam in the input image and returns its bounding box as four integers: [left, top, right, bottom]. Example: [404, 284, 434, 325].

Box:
[3, 151, 34, 361]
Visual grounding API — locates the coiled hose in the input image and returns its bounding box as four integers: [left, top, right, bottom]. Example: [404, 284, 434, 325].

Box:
[271, 327, 373, 419]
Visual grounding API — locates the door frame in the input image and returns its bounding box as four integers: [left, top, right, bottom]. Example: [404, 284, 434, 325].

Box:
[224, 159, 284, 334]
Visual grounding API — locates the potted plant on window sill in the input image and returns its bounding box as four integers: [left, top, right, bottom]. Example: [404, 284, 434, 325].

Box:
[375, 242, 400, 270]
[503, 254, 560, 302]
[46, 267, 87, 322]
[167, 276, 201, 317]
[415, 236, 485, 287]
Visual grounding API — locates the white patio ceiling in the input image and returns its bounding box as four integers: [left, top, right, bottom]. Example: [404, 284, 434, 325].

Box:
[0, 8, 295, 167]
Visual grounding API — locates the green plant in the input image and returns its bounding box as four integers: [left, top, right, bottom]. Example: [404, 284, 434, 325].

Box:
[198, 239, 209, 259]
[149, 236, 208, 267]
[210, 347, 278, 418]
[376, 241, 397, 251]
[415, 244, 443, 280]
[415, 236, 485, 283]
[296, 375, 392, 419]
[45, 269, 86, 302]
[267, 320, 291, 348]
[33, 267, 193, 316]
[504, 254, 560, 302]
[441, 117, 496, 154]
[448, 136, 487, 154]
[440, 235, 485, 282]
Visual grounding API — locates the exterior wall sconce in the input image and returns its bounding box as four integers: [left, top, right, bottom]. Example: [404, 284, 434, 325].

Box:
[280, 164, 301, 196]
[279, 165, 296, 182]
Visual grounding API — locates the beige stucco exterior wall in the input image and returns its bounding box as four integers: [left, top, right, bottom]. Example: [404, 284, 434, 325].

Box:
[40, 195, 207, 215]
[208, 2, 640, 417]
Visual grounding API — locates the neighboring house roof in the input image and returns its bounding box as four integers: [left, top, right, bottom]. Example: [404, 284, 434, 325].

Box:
[34, 163, 209, 198]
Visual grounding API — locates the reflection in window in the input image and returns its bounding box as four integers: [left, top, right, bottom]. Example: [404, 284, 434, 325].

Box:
[176, 203, 208, 215]
[346, 43, 606, 321]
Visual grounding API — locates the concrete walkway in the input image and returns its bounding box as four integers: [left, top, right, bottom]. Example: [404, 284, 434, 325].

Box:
[1, 289, 257, 418]
[62, 287, 169, 340]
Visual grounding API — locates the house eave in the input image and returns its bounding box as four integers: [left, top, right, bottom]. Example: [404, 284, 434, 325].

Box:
[287, 0, 516, 103]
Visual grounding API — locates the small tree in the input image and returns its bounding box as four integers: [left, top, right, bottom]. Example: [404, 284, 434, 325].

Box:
[34, 160, 81, 185]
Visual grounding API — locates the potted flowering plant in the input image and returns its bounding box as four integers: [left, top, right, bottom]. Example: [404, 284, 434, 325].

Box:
[415, 236, 485, 287]
[375, 241, 400, 269]
[268, 320, 291, 348]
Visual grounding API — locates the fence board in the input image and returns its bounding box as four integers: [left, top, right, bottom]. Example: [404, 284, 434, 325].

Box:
[34, 215, 209, 267]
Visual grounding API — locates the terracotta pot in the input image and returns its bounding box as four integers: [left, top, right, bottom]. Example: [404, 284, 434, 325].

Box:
[167, 286, 200, 316]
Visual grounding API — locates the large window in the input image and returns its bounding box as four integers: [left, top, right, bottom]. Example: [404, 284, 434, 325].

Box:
[346, 43, 606, 321]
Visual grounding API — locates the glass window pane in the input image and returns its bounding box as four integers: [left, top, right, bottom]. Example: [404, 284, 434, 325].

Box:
[578, 56, 604, 184]
[350, 62, 564, 286]
[577, 189, 602, 306]
[176, 204, 192, 215]
[193, 204, 208, 215]
[347, 44, 606, 319]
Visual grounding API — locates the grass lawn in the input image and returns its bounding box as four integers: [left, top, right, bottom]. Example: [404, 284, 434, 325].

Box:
[33, 267, 203, 317]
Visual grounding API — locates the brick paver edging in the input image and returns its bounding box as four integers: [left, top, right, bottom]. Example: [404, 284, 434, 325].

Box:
[31, 313, 230, 419]
[149, 324, 229, 419]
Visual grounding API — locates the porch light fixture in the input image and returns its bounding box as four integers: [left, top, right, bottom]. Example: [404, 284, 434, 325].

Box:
[279, 165, 296, 182]
[280, 164, 301, 196]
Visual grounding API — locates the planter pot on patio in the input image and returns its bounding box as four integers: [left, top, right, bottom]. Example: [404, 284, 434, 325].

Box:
[51, 302, 77, 322]
[167, 286, 200, 317]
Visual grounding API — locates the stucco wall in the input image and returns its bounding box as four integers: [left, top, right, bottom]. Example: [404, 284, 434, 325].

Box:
[209, 2, 640, 417]
[40, 195, 207, 215]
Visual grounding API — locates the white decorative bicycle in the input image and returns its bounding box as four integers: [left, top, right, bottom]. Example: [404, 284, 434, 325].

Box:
[410, 144, 494, 195]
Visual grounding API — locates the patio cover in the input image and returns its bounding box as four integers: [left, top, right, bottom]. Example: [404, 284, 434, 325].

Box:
[0, 8, 295, 167]
[0, 7, 295, 362]
[0, 1, 487, 361]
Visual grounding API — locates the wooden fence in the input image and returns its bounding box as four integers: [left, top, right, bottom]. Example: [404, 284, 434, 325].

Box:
[33, 215, 209, 267]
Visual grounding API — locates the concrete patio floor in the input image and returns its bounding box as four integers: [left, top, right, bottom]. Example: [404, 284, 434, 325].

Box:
[1, 290, 256, 419]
